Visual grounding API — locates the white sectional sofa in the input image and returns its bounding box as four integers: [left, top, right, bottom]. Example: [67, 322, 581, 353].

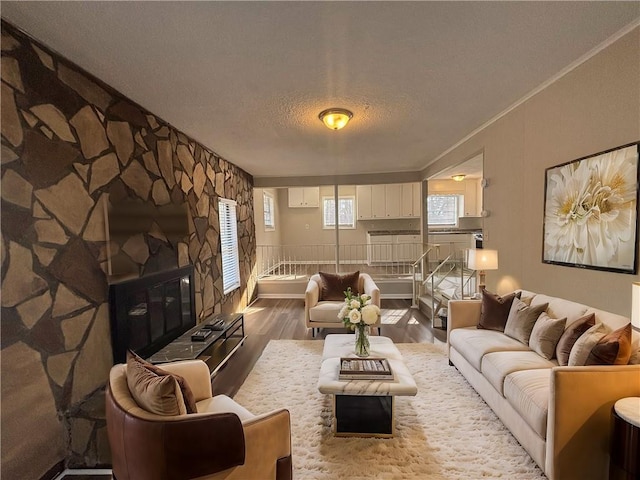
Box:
[447, 290, 640, 480]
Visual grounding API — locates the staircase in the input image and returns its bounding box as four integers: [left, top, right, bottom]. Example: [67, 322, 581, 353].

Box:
[415, 254, 477, 328]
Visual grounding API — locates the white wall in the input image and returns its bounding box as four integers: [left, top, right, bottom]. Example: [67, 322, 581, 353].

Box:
[424, 27, 640, 317]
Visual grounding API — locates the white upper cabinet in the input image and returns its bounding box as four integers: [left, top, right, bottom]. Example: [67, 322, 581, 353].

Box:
[357, 183, 421, 220]
[288, 187, 320, 208]
[385, 184, 402, 218]
[356, 185, 373, 219]
[371, 185, 386, 218]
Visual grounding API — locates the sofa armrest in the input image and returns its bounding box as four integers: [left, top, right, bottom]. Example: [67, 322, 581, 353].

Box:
[361, 274, 380, 308]
[158, 359, 212, 402]
[238, 409, 292, 480]
[546, 365, 640, 480]
[305, 279, 320, 325]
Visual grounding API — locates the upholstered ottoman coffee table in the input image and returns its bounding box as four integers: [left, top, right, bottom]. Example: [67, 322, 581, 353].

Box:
[317, 334, 418, 437]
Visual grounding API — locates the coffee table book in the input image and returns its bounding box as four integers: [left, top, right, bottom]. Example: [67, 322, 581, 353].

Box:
[339, 357, 394, 381]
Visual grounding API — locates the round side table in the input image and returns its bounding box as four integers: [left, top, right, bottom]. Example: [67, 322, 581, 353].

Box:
[610, 397, 640, 480]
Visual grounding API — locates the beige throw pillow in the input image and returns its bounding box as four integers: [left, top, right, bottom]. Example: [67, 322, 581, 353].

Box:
[126, 355, 187, 416]
[503, 298, 548, 345]
[529, 313, 567, 359]
[568, 323, 608, 366]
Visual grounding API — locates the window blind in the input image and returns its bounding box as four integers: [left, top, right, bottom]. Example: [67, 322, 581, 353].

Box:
[218, 198, 240, 294]
[427, 195, 459, 226]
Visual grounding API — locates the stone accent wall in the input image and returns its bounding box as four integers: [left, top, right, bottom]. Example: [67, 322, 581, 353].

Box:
[1, 21, 256, 479]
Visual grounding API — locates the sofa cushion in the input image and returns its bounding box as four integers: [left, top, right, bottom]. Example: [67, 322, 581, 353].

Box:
[319, 271, 360, 301]
[529, 313, 567, 360]
[126, 355, 187, 416]
[196, 394, 254, 421]
[309, 301, 345, 323]
[504, 299, 548, 345]
[478, 290, 521, 332]
[555, 313, 596, 366]
[568, 323, 608, 366]
[449, 327, 530, 371]
[481, 351, 555, 395]
[504, 369, 551, 439]
[586, 323, 632, 365]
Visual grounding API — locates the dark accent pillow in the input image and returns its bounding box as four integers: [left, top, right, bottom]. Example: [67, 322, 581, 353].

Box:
[318, 271, 360, 301]
[127, 350, 198, 414]
[586, 323, 632, 365]
[555, 313, 596, 366]
[477, 290, 522, 332]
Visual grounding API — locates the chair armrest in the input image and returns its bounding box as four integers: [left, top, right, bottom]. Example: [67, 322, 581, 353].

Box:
[546, 365, 640, 480]
[305, 279, 320, 325]
[106, 386, 244, 480]
[238, 409, 292, 479]
[362, 274, 380, 308]
[158, 359, 212, 402]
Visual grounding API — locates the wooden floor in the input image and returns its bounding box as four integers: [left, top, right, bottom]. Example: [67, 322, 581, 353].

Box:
[211, 297, 445, 396]
[57, 298, 444, 480]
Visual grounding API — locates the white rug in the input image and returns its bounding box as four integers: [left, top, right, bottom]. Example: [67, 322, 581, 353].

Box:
[233, 340, 546, 479]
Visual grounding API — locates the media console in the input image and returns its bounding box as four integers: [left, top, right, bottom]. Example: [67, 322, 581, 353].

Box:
[148, 313, 245, 377]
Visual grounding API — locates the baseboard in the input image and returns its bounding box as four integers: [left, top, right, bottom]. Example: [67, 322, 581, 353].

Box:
[41, 460, 65, 480]
[53, 469, 112, 479]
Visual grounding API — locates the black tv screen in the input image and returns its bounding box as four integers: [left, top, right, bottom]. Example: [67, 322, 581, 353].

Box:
[108, 265, 196, 364]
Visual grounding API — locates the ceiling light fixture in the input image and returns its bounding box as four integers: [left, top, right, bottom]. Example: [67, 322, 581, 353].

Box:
[319, 108, 353, 130]
[451, 174, 466, 182]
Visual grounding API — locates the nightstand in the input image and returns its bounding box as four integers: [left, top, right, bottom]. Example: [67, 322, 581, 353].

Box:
[610, 397, 640, 480]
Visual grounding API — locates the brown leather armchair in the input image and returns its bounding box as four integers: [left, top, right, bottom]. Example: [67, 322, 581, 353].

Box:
[106, 359, 292, 480]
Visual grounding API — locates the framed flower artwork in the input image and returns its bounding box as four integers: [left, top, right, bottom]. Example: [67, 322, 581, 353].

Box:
[542, 141, 640, 274]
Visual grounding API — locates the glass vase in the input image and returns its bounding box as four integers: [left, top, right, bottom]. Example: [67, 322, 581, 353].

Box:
[354, 324, 371, 357]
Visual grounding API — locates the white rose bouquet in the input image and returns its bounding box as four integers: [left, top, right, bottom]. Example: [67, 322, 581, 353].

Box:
[338, 287, 380, 357]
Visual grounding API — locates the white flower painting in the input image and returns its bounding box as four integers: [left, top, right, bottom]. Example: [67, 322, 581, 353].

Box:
[543, 143, 639, 273]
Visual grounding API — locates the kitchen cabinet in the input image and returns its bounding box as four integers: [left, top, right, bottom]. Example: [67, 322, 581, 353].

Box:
[356, 186, 372, 219]
[401, 183, 421, 217]
[288, 187, 319, 208]
[371, 185, 386, 218]
[385, 184, 401, 218]
[357, 183, 420, 220]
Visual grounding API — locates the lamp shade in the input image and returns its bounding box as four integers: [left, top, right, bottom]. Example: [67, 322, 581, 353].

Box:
[632, 282, 640, 329]
[468, 249, 498, 271]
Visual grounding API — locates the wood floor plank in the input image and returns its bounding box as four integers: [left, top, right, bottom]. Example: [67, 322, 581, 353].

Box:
[211, 298, 446, 396]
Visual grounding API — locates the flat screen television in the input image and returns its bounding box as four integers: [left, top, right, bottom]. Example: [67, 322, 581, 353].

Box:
[108, 265, 196, 364]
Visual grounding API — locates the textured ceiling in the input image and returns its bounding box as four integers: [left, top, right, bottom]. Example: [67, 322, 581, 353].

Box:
[2, 2, 639, 181]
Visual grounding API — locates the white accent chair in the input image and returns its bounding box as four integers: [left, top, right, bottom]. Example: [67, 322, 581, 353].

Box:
[304, 272, 381, 337]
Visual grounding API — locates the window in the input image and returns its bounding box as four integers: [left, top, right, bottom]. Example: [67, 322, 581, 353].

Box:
[263, 191, 275, 231]
[427, 194, 460, 226]
[323, 196, 355, 229]
[218, 198, 240, 294]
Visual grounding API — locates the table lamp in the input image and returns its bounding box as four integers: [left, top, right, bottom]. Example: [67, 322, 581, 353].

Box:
[632, 282, 640, 331]
[468, 249, 498, 292]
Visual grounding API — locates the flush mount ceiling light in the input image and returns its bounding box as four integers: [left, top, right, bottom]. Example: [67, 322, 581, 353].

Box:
[451, 174, 466, 182]
[319, 108, 353, 130]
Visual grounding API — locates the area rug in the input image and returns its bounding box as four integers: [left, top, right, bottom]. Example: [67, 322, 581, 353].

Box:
[233, 340, 546, 479]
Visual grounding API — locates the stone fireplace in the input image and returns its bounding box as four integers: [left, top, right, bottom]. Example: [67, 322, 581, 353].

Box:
[0, 20, 256, 479]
